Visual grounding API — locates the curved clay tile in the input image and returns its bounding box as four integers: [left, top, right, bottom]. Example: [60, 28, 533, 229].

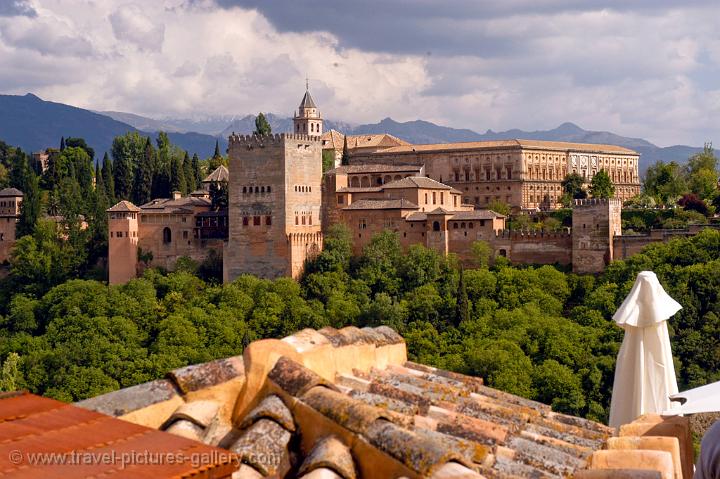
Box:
[297, 436, 357, 479]
[239, 394, 296, 432]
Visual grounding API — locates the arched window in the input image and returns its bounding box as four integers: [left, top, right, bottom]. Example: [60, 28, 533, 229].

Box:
[163, 227, 172, 243]
[498, 249, 507, 257]
[461, 222, 466, 229]
[261, 186, 265, 193]
[453, 223, 458, 229]
[433, 221, 440, 231]
[469, 222, 474, 229]
[267, 186, 271, 193]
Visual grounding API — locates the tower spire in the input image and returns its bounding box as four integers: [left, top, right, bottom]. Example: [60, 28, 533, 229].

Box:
[306, 76, 309, 92]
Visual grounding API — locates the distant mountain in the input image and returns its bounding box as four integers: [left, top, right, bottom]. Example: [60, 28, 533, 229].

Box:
[100, 111, 238, 136]
[0, 94, 224, 159]
[0, 93, 702, 173]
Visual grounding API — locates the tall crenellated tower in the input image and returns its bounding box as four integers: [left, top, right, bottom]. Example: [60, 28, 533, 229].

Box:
[224, 133, 323, 281]
[293, 83, 323, 136]
[107, 200, 140, 285]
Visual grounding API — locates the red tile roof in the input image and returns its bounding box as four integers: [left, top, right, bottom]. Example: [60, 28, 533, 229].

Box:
[0, 391, 238, 478]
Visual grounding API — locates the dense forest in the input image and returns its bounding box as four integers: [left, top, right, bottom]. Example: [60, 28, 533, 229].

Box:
[0, 135, 719, 425]
[1, 224, 719, 425]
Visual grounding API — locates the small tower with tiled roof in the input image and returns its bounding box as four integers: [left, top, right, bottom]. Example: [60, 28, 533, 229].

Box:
[0, 187, 23, 262]
[293, 81, 323, 136]
[107, 200, 140, 285]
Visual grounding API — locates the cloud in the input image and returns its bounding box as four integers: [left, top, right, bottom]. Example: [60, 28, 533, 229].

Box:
[109, 4, 165, 52]
[0, 0, 36, 17]
[0, 0, 717, 146]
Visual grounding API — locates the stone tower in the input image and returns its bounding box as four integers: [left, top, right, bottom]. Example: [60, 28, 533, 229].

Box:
[224, 133, 323, 281]
[572, 198, 622, 274]
[293, 84, 323, 136]
[107, 200, 140, 285]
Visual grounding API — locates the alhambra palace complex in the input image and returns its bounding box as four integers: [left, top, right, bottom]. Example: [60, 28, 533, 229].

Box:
[101, 89, 663, 284]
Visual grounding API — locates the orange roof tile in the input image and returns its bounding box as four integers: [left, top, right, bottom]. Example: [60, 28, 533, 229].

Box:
[0, 391, 238, 479]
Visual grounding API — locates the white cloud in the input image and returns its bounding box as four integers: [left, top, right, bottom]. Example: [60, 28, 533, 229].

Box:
[0, 1, 717, 146]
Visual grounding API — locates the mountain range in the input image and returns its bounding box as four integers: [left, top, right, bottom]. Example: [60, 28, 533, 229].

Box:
[0, 93, 702, 174]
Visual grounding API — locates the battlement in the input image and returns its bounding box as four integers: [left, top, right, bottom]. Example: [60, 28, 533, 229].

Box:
[228, 133, 321, 146]
[573, 198, 623, 208]
[494, 229, 572, 240]
[287, 231, 324, 244]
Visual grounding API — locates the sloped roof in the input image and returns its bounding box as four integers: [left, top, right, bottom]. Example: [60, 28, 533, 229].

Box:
[140, 195, 211, 213]
[343, 198, 419, 210]
[347, 133, 410, 149]
[0, 391, 238, 478]
[321, 129, 345, 149]
[203, 164, 228, 183]
[300, 90, 317, 109]
[336, 186, 384, 193]
[329, 163, 423, 175]
[450, 210, 506, 220]
[374, 139, 637, 155]
[106, 200, 140, 212]
[382, 176, 454, 190]
[73, 325, 691, 478]
[0, 187, 23, 197]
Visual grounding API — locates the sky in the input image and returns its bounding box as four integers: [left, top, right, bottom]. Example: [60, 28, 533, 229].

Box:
[0, 0, 718, 146]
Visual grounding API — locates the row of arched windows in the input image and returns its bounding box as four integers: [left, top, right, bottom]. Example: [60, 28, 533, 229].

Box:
[295, 213, 313, 226]
[294, 185, 312, 193]
[242, 186, 271, 194]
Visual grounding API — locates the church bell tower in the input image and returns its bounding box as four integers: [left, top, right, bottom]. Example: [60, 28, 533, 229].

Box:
[293, 81, 323, 136]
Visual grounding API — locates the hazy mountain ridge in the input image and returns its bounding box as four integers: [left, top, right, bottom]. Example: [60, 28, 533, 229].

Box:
[0, 94, 702, 173]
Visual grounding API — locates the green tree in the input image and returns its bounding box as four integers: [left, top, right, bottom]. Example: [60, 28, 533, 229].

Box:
[64, 137, 94, 161]
[590, 170, 615, 198]
[133, 138, 154, 205]
[170, 153, 186, 194]
[8, 148, 30, 191]
[183, 151, 195, 192]
[562, 173, 587, 200]
[471, 240, 492, 268]
[191, 153, 203, 188]
[209, 181, 228, 210]
[341, 135, 350, 166]
[454, 266, 469, 326]
[643, 161, 686, 205]
[0, 353, 22, 392]
[487, 200, 511, 216]
[16, 173, 40, 238]
[101, 153, 115, 202]
[254, 113, 272, 136]
[111, 132, 144, 200]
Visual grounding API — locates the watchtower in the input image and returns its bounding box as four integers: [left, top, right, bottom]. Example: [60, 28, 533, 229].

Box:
[107, 200, 140, 284]
[224, 133, 323, 281]
[571, 198, 622, 273]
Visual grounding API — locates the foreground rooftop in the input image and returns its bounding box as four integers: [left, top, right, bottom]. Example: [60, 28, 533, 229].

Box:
[69, 326, 693, 478]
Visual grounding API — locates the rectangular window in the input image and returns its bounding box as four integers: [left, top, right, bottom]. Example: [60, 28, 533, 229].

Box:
[301, 216, 306, 225]
[253, 216, 260, 226]
[309, 215, 312, 225]
[295, 216, 299, 225]
[243, 217, 249, 226]
[337, 195, 344, 205]
[424, 193, 428, 203]
[432, 192, 436, 204]
[266, 216, 272, 226]
[183, 231, 188, 239]
[453, 196, 457, 207]
[110, 232, 113, 238]
[359, 219, 367, 230]
[440, 193, 444, 205]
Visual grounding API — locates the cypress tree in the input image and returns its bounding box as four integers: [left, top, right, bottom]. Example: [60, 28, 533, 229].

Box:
[59, 136, 66, 151]
[17, 173, 40, 237]
[213, 140, 220, 159]
[170, 154, 186, 195]
[101, 153, 115, 202]
[454, 266, 470, 327]
[183, 151, 194, 192]
[9, 149, 29, 190]
[132, 138, 154, 205]
[192, 153, 202, 187]
[254, 113, 271, 136]
[95, 162, 103, 193]
[341, 135, 350, 166]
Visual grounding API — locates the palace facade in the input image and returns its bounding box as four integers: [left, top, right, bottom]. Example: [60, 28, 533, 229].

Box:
[108, 88, 650, 284]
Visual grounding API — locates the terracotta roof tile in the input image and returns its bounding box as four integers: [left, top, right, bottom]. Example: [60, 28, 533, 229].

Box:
[268, 356, 338, 397]
[342, 198, 419, 210]
[0, 187, 23, 197]
[239, 395, 295, 432]
[203, 165, 229, 183]
[168, 355, 244, 394]
[298, 436, 356, 479]
[106, 200, 140, 212]
[382, 176, 453, 190]
[76, 379, 179, 417]
[229, 418, 292, 476]
[0, 392, 238, 478]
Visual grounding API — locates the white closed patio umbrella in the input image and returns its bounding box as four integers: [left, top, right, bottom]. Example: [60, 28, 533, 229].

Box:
[608, 271, 682, 428]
